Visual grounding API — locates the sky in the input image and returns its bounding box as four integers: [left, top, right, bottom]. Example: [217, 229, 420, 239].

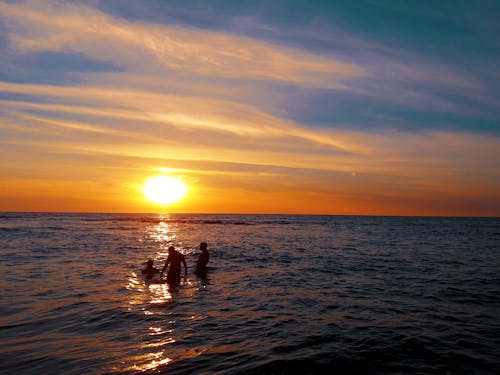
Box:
[0, 0, 499, 216]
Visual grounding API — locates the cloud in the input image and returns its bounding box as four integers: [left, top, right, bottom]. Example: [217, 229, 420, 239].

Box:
[2, 0, 496, 125]
[0, 0, 365, 89]
[235, 9, 500, 116]
[0, 81, 366, 154]
[1, 80, 498, 194]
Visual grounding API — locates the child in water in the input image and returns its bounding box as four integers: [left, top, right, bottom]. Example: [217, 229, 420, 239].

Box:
[141, 259, 160, 280]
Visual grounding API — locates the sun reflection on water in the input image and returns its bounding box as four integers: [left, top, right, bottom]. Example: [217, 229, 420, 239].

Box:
[147, 282, 173, 306]
[118, 216, 202, 373]
[126, 273, 173, 309]
[121, 270, 177, 372]
[119, 351, 172, 373]
[148, 218, 177, 254]
[142, 336, 176, 348]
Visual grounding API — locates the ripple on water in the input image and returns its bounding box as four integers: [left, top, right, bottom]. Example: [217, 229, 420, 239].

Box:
[1, 214, 499, 374]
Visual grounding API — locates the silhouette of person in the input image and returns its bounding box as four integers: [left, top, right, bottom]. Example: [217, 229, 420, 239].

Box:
[195, 242, 209, 279]
[161, 246, 187, 285]
[141, 259, 160, 280]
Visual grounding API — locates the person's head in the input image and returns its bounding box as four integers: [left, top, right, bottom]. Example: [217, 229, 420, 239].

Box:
[146, 259, 154, 267]
[168, 245, 175, 254]
[200, 242, 208, 251]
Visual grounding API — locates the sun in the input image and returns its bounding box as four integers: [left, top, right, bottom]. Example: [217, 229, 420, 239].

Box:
[143, 176, 188, 205]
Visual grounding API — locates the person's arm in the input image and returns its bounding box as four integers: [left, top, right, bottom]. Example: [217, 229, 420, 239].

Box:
[160, 257, 170, 277]
[182, 257, 188, 277]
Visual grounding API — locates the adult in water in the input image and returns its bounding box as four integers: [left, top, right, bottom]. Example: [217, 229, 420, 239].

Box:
[161, 246, 187, 285]
[195, 242, 209, 279]
[141, 259, 160, 280]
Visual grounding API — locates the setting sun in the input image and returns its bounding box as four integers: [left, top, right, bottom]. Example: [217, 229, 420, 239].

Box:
[143, 176, 187, 205]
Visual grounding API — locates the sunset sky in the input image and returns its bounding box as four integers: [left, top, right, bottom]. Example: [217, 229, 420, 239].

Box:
[1, 0, 499, 216]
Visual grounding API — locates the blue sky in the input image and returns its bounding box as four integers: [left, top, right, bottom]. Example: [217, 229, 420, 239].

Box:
[0, 0, 499, 215]
[3, 0, 499, 133]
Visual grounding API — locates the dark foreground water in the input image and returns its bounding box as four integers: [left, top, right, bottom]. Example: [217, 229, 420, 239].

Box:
[1, 213, 499, 374]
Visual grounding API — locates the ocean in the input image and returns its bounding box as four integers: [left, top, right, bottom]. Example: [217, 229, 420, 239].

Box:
[1, 213, 499, 374]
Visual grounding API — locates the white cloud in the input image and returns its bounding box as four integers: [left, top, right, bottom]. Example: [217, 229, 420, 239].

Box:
[0, 0, 365, 88]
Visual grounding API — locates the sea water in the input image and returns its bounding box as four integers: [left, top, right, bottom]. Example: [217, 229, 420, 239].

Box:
[1, 213, 499, 374]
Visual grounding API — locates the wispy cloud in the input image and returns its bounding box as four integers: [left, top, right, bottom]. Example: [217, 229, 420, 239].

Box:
[0, 81, 366, 154]
[1, 81, 498, 190]
[0, 0, 365, 89]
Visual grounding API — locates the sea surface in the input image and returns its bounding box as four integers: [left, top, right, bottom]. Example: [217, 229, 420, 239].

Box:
[1, 213, 499, 374]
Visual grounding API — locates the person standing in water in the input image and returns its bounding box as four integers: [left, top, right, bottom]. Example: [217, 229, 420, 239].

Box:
[161, 246, 187, 285]
[195, 242, 209, 279]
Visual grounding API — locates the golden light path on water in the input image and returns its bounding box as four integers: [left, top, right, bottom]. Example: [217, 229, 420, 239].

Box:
[150, 219, 174, 251]
[121, 274, 174, 371]
[116, 218, 205, 373]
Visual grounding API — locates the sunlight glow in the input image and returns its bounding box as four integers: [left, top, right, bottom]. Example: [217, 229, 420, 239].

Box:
[143, 176, 187, 205]
[120, 351, 172, 372]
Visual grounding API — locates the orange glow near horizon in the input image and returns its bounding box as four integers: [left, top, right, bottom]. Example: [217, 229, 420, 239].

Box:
[0, 172, 499, 216]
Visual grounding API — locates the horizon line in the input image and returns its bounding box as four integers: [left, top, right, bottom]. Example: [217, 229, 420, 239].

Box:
[1, 211, 498, 219]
